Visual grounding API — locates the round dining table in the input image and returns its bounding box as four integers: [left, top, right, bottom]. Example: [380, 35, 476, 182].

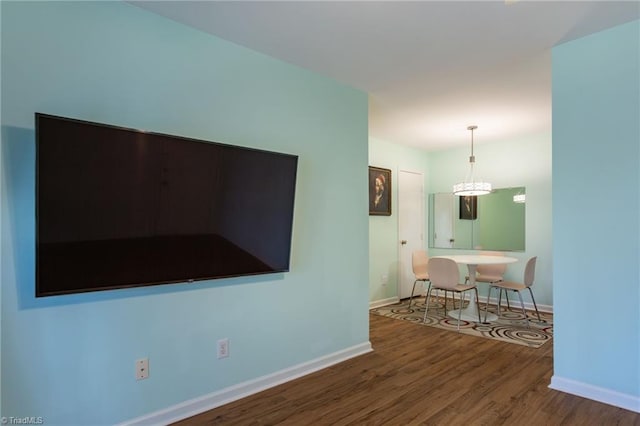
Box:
[432, 254, 518, 322]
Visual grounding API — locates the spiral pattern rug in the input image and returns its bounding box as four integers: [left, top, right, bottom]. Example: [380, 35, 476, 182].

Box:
[370, 297, 553, 348]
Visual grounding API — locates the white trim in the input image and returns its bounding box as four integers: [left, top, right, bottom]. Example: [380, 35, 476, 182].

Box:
[484, 292, 553, 314]
[369, 297, 399, 309]
[443, 290, 553, 314]
[369, 294, 552, 314]
[549, 375, 640, 413]
[118, 342, 373, 426]
[397, 169, 425, 300]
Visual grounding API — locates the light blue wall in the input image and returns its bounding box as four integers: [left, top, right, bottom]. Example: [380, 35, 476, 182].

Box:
[0, 4, 3, 415]
[369, 138, 429, 302]
[1, 2, 369, 424]
[552, 20, 639, 398]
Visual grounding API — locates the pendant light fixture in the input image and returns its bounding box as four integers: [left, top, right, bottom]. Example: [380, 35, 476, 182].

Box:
[453, 125, 492, 196]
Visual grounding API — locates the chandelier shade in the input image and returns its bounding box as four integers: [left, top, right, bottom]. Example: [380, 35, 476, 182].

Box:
[453, 181, 492, 196]
[453, 125, 492, 196]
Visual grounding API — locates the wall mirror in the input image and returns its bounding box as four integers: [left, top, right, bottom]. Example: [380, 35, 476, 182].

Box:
[428, 187, 525, 251]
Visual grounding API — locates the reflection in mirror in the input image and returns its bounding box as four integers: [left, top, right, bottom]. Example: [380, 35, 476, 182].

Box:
[429, 187, 525, 251]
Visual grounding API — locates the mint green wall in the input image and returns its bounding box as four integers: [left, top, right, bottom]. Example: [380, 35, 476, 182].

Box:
[1, 2, 368, 424]
[369, 138, 429, 303]
[453, 202, 475, 249]
[428, 135, 552, 306]
[552, 20, 639, 399]
[478, 188, 526, 250]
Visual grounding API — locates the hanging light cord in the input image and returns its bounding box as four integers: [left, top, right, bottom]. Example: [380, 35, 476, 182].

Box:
[468, 125, 477, 164]
[453, 124, 491, 195]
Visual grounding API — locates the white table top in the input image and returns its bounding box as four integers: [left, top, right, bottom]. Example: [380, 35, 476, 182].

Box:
[433, 254, 518, 265]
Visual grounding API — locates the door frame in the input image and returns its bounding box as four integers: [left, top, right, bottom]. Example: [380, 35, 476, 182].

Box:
[397, 169, 425, 299]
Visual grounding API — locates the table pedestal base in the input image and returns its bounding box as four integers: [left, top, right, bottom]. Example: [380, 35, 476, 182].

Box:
[448, 306, 497, 323]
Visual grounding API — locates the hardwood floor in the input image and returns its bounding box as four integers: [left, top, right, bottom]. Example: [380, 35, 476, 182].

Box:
[174, 313, 640, 425]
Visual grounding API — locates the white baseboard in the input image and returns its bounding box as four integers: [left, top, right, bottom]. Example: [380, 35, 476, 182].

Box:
[371, 292, 552, 314]
[484, 292, 553, 314]
[118, 342, 373, 426]
[549, 375, 640, 413]
[369, 297, 399, 309]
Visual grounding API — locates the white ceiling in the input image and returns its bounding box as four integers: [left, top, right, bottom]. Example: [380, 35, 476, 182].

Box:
[132, 1, 640, 151]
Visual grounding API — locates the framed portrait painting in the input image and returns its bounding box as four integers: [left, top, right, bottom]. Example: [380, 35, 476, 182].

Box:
[459, 195, 477, 220]
[369, 166, 391, 216]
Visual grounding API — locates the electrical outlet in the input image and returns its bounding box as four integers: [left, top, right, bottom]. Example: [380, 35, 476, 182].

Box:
[136, 358, 149, 380]
[217, 338, 229, 359]
[381, 274, 388, 285]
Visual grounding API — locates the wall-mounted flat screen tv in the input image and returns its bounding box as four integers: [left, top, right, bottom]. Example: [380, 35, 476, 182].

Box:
[36, 113, 298, 297]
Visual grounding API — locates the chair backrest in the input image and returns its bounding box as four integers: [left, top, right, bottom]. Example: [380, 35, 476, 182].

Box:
[412, 250, 428, 277]
[427, 257, 459, 290]
[524, 256, 537, 287]
[476, 251, 506, 279]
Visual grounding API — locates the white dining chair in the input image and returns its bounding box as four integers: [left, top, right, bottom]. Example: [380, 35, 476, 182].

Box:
[409, 250, 430, 308]
[484, 256, 541, 328]
[424, 257, 481, 330]
[466, 251, 510, 308]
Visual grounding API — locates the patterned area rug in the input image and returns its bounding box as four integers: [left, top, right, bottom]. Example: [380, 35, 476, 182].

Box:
[370, 296, 553, 348]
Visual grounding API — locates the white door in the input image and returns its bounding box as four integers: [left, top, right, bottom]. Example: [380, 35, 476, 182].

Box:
[398, 170, 425, 299]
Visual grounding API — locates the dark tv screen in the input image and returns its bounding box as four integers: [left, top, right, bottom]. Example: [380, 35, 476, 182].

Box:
[36, 113, 298, 297]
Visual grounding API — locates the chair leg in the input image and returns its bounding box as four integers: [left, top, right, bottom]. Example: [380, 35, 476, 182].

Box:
[496, 289, 503, 317]
[443, 291, 448, 316]
[495, 286, 510, 310]
[409, 279, 418, 308]
[527, 287, 542, 322]
[423, 287, 434, 323]
[484, 286, 494, 323]
[424, 282, 432, 307]
[456, 291, 463, 331]
[473, 287, 481, 323]
[515, 290, 530, 328]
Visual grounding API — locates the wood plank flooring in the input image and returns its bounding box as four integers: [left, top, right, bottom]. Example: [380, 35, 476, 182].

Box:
[173, 313, 640, 425]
